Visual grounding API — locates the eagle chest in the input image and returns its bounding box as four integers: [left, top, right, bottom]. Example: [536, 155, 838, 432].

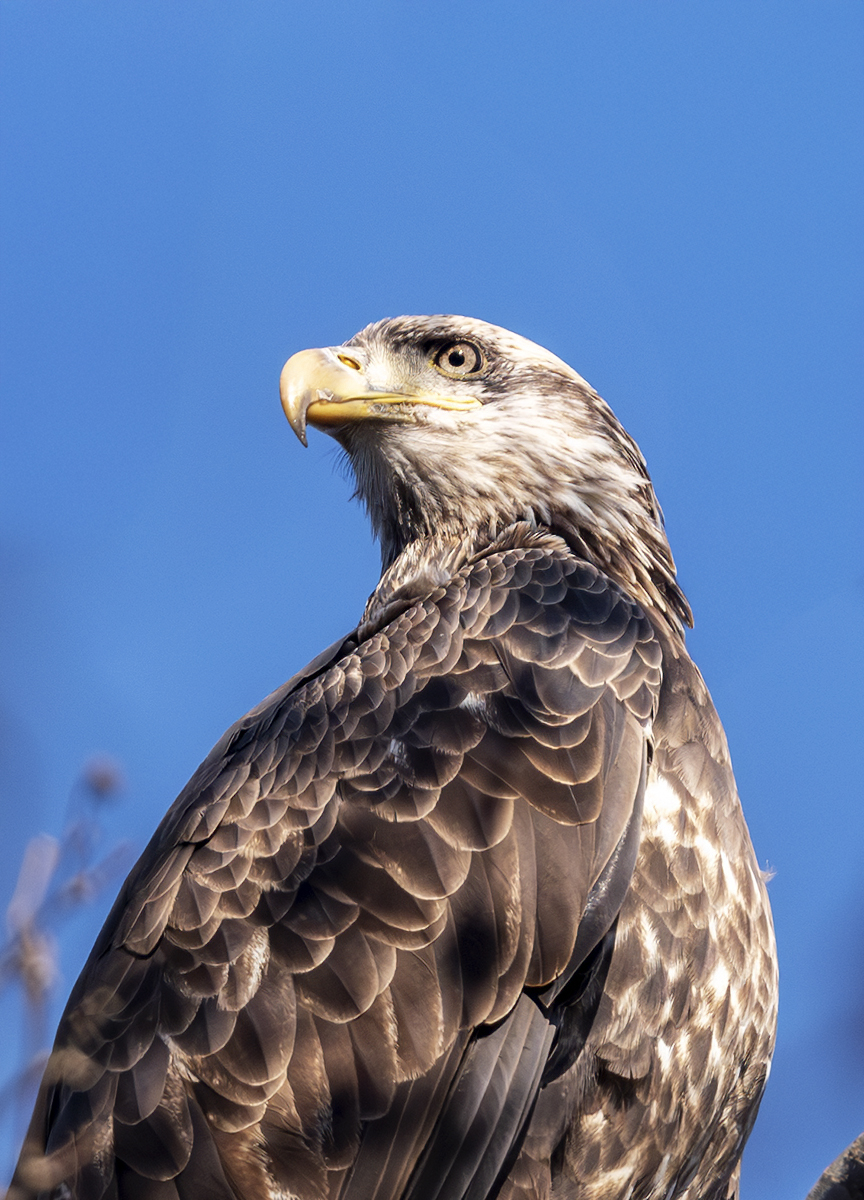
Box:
[551, 654, 779, 1200]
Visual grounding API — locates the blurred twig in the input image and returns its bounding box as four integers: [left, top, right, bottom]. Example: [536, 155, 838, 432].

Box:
[0, 757, 132, 1162]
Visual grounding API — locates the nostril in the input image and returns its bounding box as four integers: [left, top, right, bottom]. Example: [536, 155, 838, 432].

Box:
[337, 354, 362, 371]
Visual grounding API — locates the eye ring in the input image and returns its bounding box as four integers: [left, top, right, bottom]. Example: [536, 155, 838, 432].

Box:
[432, 340, 486, 379]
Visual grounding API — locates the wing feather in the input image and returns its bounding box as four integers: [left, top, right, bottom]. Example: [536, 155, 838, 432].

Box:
[13, 533, 660, 1199]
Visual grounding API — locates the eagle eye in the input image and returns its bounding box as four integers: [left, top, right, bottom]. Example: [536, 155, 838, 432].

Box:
[433, 341, 486, 379]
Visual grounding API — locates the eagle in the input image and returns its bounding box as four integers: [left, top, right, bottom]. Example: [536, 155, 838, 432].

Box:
[11, 316, 778, 1200]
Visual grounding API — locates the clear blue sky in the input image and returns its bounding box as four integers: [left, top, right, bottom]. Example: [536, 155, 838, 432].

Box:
[1, 3, 862, 1194]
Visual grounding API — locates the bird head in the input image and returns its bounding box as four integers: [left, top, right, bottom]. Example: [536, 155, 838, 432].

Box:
[280, 315, 691, 629]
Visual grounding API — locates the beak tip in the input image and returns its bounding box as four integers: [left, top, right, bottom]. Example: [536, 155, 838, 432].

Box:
[280, 352, 320, 447]
[285, 409, 308, 447]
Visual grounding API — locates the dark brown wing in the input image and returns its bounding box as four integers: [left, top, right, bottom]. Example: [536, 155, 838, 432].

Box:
[806, 1133, 864, 1200]
[11, 537, 662, 1200]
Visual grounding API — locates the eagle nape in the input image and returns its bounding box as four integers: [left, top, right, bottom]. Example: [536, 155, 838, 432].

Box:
[11, 315, 777, 1200]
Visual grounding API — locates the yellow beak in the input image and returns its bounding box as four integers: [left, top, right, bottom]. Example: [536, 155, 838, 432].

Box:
[279, 347, 482, 445]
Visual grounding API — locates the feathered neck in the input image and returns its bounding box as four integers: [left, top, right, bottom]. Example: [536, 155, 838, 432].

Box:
[343, 404, 692, 636]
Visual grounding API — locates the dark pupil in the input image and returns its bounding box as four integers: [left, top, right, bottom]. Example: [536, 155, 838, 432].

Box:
[448, 349, 466, 367]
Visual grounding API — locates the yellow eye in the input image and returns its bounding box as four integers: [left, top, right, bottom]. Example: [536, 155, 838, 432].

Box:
[433, 341, 485, 378]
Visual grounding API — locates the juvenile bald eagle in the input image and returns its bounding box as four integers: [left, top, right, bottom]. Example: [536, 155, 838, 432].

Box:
[12, 317, 777, 1200]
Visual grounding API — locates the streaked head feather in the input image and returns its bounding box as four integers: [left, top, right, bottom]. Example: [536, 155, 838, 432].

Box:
[338, 316, 692, 631]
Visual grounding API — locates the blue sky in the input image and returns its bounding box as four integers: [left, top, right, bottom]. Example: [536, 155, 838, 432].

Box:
[1, 3, 862, 1194]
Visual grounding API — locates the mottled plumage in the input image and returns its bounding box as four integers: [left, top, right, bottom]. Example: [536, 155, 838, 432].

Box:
[11, 316, 777, 1199]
